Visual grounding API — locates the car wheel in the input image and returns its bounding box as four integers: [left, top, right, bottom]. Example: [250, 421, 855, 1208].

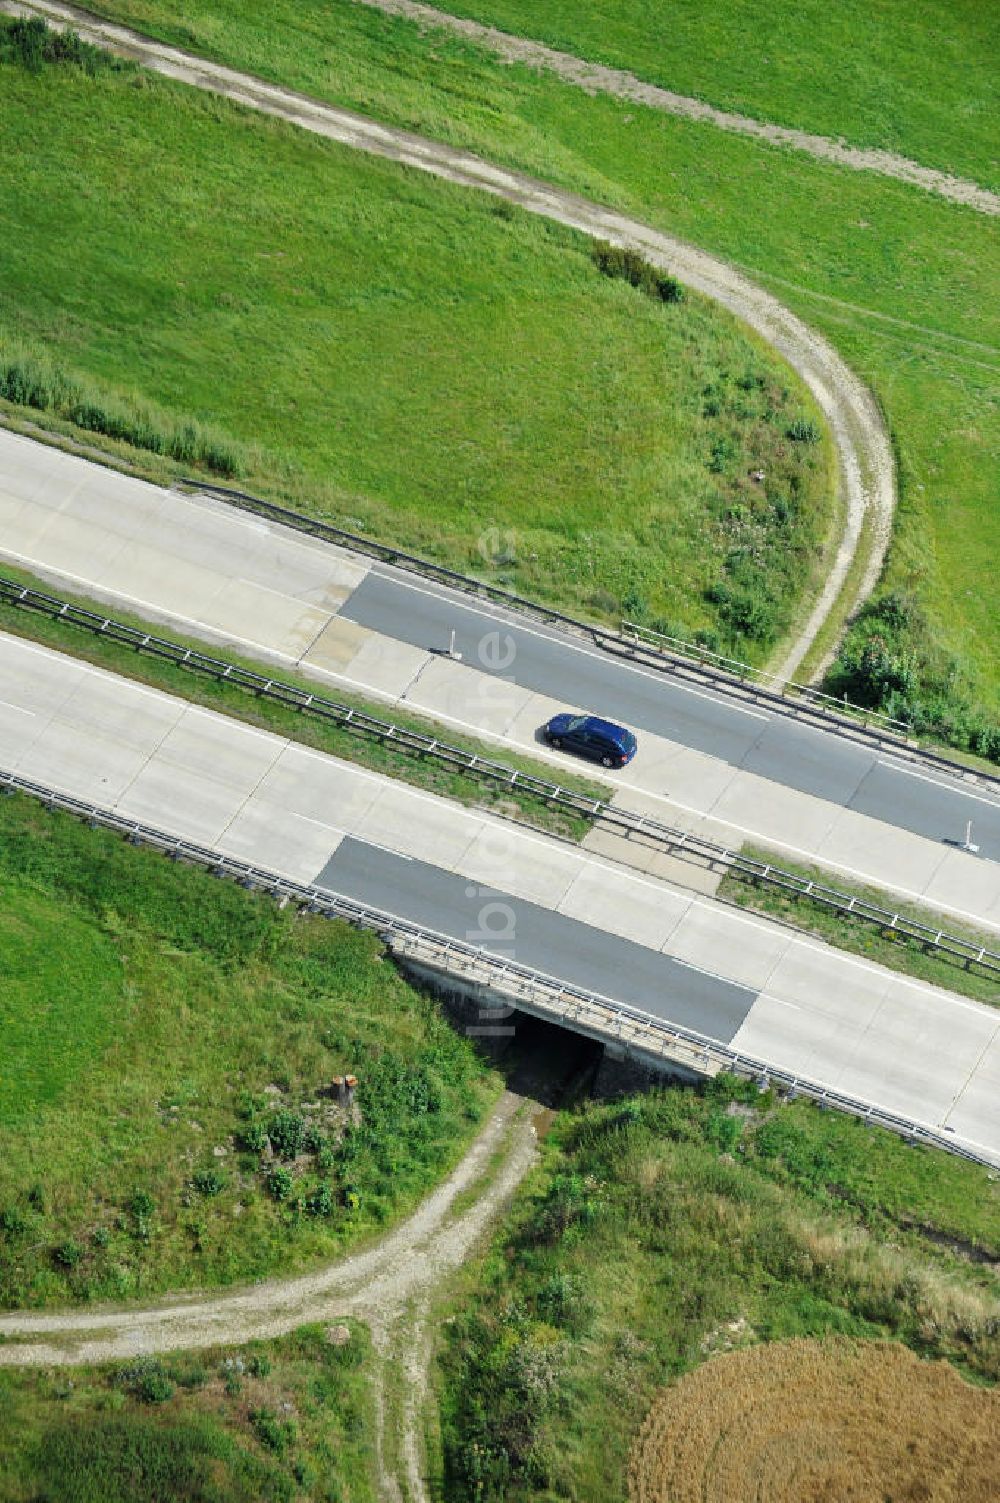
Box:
[551, 736, 563, 749]
[601, 754, 613, 767]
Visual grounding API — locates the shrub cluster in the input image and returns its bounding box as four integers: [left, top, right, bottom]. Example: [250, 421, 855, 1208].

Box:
[591, 241, 684, 304]
[0, 343, 243, 477]
[0, 16, 125, 75]
[826, 592, 1000, 765]
[115, 1357, 175, 1405]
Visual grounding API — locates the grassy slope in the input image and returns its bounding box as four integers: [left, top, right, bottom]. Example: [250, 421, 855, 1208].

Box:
[437, 0, 1000, 189]
[0, 38, 833, 654]
[0, 792, 499, 1306]
[433, 1081, 1000, 1501]
[79, 0, 1000, 718]
[0, 1326, 373, 1503]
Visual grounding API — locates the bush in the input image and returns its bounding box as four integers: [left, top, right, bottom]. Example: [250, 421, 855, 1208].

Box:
[247, 1353, 271, 1379]
[707, 580, 777, 644]
[0, 336, 244, 477]
[621, 586, 648, 621]
[2, 17, 47, 71]
[0, 1207, 27, 1239]
[787, 417, 821, 443]
[172, 1361, 208, 1390]
[251, 1407, 297, 1455]
[708, 436, 737, 473]
[241, 1120, 269, 1155]
[536, 1272, 592, 1335]
[591, 241, 684, 304]
[268, 1110, 306, 1160]
[130, 1190, 155, 1220]
[705, 1110, 744, 1155]
[266, 1166, 294, 1202]
[0, 17, 124, 75]
[191, 1167, 226, 1197]
[305, 1183, 334, 1218]
[53, 1239, 83, 1270]
[115, 1358, 175, 1404]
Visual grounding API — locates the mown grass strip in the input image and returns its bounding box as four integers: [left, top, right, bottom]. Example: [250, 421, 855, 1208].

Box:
[406, 0, 999, 189]
[0, 561, 606, 841]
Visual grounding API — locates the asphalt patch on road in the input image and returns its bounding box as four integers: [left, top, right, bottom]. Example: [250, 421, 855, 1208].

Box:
[314, 836, 757, 1045]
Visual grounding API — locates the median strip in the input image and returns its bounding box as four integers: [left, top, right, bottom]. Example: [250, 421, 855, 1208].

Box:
[2, 569, 998, 986]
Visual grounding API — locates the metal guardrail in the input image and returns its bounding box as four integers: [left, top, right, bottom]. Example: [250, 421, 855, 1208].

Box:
[3, 573, 999, 980]
[1, 764, 996, 1170]
[621, 620, 912, 735]
[185, 478, 1000, 792]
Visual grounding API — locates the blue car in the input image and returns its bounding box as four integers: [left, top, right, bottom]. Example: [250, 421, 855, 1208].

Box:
[543, 712, 638, 769]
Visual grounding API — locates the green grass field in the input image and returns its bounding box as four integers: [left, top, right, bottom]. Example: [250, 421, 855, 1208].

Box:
[75, 0, 1000, 738]
[0, 24, 835, 658]
[433, 1080, 1000, 1500]
[430, 0, 1000, 190]
[0, 1326, 374, 1502]
[0, 792, 499, 1307]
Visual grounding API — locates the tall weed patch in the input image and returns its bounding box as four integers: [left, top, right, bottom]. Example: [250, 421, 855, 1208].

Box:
[0, 15, 127, 75]
[591, 241, 684, 305]
[825, 591, 1000, 767]
[0, 337, 244, 477]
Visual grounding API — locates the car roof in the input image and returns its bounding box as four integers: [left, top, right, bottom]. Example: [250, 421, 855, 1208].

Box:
[580, 715, 635, 747]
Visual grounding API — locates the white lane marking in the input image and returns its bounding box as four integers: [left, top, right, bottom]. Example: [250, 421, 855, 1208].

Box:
[876, 755, 1000, 812]
[756, 994, 802, 1012]
[0, 699, 35, 716]
[361, 566, 772, 721]
[353, 840, 413, 861]
[0, 643, 937, 1003]
[275, 749, 999, 1013]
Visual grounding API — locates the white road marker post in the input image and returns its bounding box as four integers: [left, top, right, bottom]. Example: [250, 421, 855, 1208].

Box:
[448, 628, 462, 661]
[962, 820, 980, 854]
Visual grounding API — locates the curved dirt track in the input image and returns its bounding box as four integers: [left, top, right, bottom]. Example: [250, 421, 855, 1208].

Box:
[0, 1092, 537, 1366]
[4, 0, 895, 680]
[360, 0, 1000, 217]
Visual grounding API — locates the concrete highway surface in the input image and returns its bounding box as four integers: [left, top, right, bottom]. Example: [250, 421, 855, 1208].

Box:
[1, 627, 998, 1160]
[1, 429, 998, 932]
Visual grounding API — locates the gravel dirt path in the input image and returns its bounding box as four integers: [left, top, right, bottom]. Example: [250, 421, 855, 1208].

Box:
[2, 0, 895, 680]
[357, 0, 999, 216]
[0, 1091, 537, 1366]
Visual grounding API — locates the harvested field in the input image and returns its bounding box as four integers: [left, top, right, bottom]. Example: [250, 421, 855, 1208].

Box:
[628, 1338, 999, 1503]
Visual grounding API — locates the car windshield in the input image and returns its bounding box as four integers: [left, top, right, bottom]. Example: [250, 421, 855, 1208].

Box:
[566, 715, 589, 731]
